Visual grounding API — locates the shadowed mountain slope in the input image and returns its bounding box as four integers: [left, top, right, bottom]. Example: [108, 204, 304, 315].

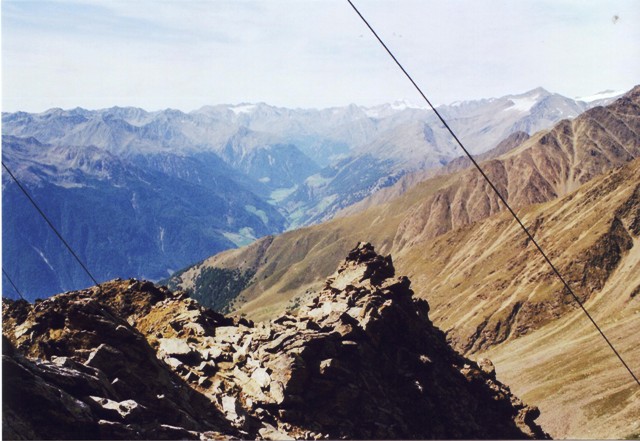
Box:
[2, 136, 287, 299]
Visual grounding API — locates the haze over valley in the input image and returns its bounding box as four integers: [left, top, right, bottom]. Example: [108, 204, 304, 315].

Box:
[2, 88, 616, 299]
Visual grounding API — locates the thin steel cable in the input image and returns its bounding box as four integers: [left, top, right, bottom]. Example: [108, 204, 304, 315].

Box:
[2, 161, 103, 293]
[346, 0, 640, 387]
[2, 267, 26, 301]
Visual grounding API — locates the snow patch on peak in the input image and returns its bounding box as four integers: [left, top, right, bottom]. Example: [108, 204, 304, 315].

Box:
[506, 95, 539, 113]
[363, 107, 384, 118]
[576, 90, 623, 103]
[364, 100, 425, 118]
[230, 104, 257, 115]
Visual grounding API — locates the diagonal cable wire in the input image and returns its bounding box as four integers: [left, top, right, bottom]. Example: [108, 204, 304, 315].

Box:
[2, 161, 103, 293]
[346, 0, 639, 387]
[2, 267, 26, 301]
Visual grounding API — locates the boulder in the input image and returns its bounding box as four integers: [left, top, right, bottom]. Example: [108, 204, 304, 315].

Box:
[478, 358, 496, 378]
[87, 397, 146, 423]
[158, 338, 192, 356]
[250, 367, 271, 389]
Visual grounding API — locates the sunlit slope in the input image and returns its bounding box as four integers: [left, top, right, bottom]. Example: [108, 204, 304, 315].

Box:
[391, 158, 640, 439]
[399, 159, 640, 353]
[483, 228, 640, 438]
[170, 86, 640, 324]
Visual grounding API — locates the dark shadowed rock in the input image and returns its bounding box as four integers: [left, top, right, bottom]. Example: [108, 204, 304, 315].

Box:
[1, 286, 236, 439]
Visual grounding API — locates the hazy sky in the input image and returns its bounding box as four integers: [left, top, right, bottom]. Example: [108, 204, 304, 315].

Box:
[2, 0, 639, 112]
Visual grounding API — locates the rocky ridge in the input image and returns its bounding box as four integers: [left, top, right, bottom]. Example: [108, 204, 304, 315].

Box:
[2, 244, 548, 439]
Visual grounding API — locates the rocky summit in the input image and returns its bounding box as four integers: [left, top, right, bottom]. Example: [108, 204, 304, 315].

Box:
[2, 243, 549, 440]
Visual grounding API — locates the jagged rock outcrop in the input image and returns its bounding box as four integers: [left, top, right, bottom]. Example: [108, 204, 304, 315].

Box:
[2, 282, 237, 440]
[2, 244, 549, 440]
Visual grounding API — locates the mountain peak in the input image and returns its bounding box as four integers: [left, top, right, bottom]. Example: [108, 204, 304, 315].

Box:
[523, 86, 551, 96]
[326, 241, 396, 289]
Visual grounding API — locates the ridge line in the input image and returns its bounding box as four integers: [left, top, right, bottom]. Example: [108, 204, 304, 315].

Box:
[346, 0, 639, 387]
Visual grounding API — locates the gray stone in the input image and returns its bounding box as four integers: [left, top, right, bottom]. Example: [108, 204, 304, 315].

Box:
[84, 344, 124, 375]
[269, 381, 285, 404]
[251, 367, 271, 389]
[258, 423, 295, 440]
[87, 396, 145, 422]
[221, 395, 244, 424]
[196, 360, 216, 375]
[163, 356, 184, 370]
[158, 338, 192, 356]
[215, 326, 244, 344]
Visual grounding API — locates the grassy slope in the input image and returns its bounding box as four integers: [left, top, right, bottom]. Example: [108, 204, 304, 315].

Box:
[483, 233, 640, 438]
[399, 160, 639, 350]
[400, 161, 640, 438]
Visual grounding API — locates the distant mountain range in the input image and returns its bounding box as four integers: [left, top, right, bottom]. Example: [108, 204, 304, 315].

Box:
[2, 135, 287, 298]
[2, 87, 618, 299]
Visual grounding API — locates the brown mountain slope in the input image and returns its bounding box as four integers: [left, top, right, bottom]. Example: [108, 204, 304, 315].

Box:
[483, 248, 640, 438]
[2, 245, 549, 439]
[395, 89, 639, 245]
[398, 160, 640, 354]
[336, 130, 531, 218]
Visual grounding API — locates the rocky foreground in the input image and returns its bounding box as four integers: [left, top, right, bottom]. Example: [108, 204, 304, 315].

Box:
[2, 243, 549, 439]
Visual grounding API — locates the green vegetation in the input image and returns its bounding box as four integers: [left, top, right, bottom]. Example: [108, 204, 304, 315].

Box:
[191, 267, 255, 314]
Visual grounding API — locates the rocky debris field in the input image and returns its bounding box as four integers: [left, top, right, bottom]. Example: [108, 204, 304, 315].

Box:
[2, 243, 549, 439]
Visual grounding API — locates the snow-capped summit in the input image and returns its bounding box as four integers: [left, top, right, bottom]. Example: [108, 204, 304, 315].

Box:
[363, 99, 427, 118]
